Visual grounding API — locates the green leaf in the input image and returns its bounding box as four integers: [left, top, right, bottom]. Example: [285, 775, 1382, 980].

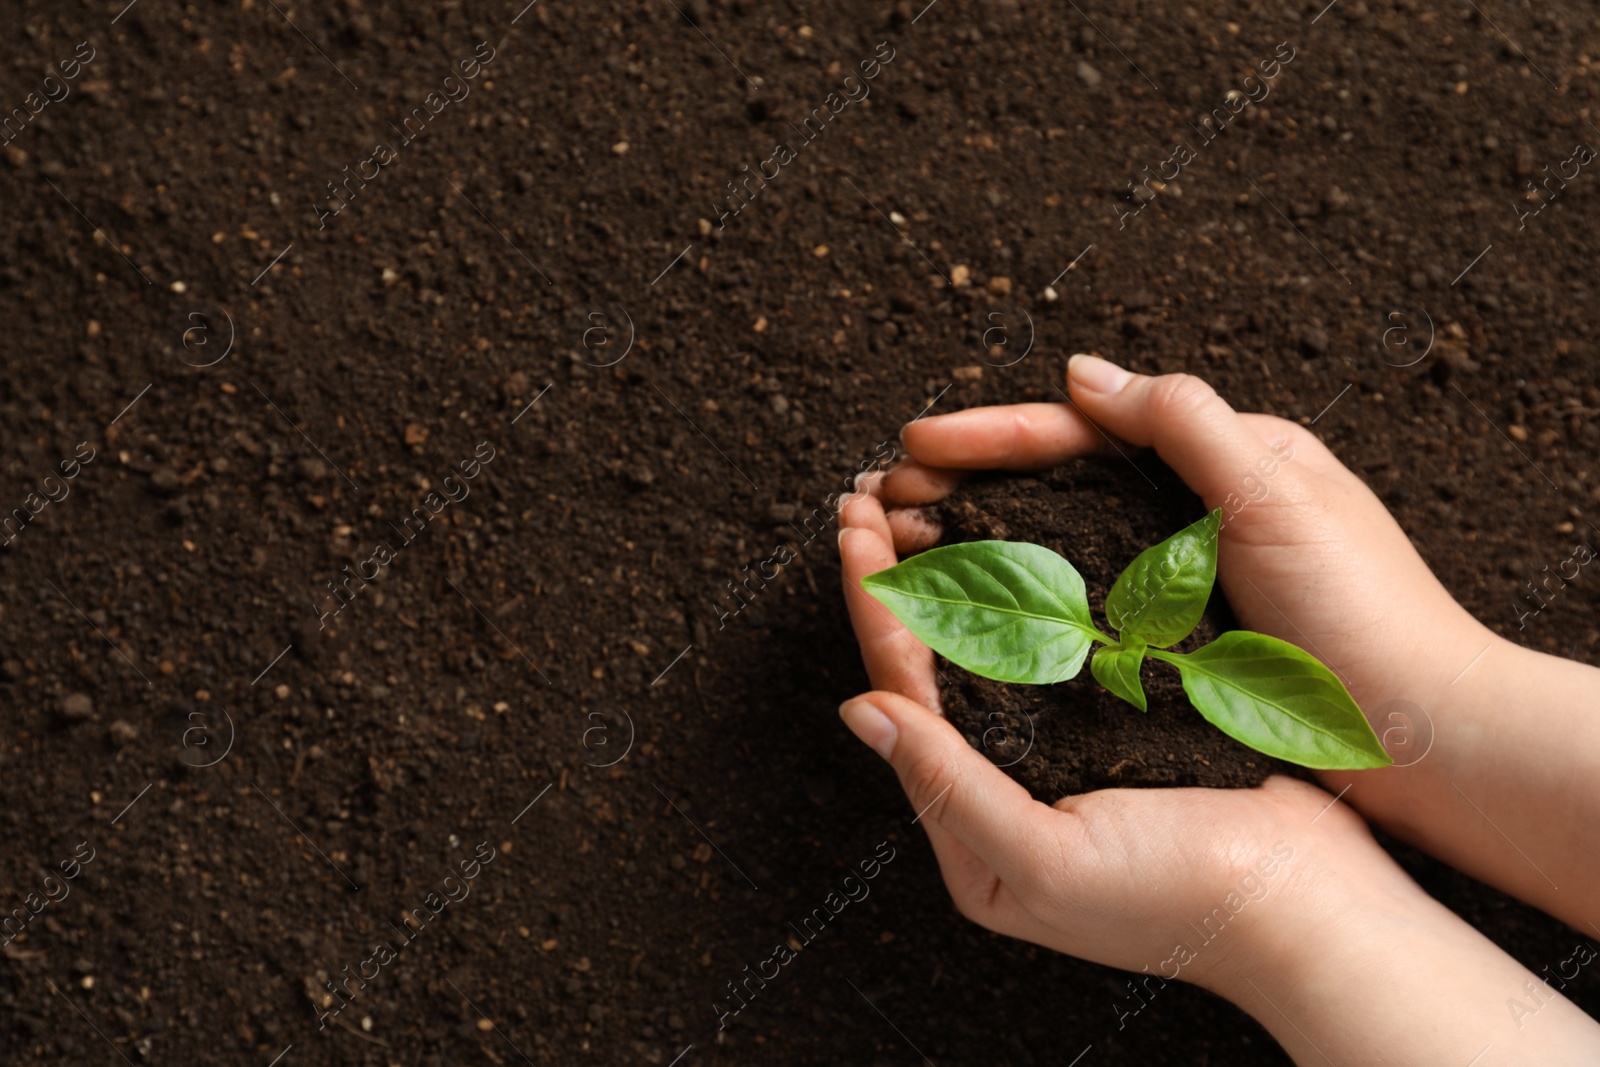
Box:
[1151, 632, 1392, 770]
[1091, 639, 1148, 712]
[861, 540, 1107, 684]
[1105, 508, 1221, 647]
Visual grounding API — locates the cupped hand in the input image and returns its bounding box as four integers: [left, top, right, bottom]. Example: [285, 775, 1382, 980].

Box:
[836, 460, 1422, 997]
[834, 354, 1477, 984]
[861, 355, 1534, 878]
[836, 356, 1600, 1059]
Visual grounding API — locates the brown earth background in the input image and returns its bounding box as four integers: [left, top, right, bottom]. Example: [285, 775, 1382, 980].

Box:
[2, 0, 1598, 1064]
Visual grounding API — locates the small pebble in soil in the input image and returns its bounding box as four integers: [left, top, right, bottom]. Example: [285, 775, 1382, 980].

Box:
[148, 468, 183, 496]
[1300, 326, 1330, 356]
[62, 692, 94, 721]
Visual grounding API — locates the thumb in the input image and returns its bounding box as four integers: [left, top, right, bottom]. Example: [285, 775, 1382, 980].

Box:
[839, 690, 1057, 871]
[1066, 354, 1291, 509]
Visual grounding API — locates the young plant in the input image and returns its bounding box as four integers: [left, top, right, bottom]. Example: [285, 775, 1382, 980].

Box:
[860, 509, 1391, 770]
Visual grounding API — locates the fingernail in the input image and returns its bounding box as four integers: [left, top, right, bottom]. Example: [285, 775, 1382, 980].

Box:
[1068, 353, 1134, 394]
[840, 697, 897, 760]
[837, 524, 853, 548]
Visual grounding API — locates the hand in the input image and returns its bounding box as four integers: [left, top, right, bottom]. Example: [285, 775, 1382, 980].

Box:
[833, 684, 1406, 993]
[832, 379, 1420, 979]
[834, 687, 1600, 1065]
[836, 356, 1600, 1062]
[837, 409, 1413, 987]
[865, 354, 1600, 930]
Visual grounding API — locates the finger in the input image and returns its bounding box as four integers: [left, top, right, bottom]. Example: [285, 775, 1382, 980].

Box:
[851, 467, 886, 500]
[838, 527, 941, 710]
[848, 467, 943, 562]
[1238, 413, 1349, 482]
[839, 480, 894, 542]
[839, 691, 1062, 945]
[1066, 355, 1300, 509]
[886, 507, 942, 554]
[902, 403, 1107, 470]
[881, 460, 966, 505]
[840, 690, 1069, 883]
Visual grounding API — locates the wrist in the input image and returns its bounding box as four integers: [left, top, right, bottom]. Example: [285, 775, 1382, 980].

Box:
[1406, 612, 1506, 723]
[1206, 838, 1600, 1065]
[1194, 829, 1423, 1004]
[1325, 621, 1600, 934]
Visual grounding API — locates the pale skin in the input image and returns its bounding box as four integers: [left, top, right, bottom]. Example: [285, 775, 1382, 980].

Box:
[837, 354, 1600, 1065]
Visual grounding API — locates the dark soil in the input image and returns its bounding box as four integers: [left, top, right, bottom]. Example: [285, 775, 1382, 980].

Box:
[935, 460, 1284, 800]
[2, 0, 1598, 1064]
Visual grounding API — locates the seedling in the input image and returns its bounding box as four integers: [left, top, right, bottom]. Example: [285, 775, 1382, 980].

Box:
[861, 509, 1391, 770]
